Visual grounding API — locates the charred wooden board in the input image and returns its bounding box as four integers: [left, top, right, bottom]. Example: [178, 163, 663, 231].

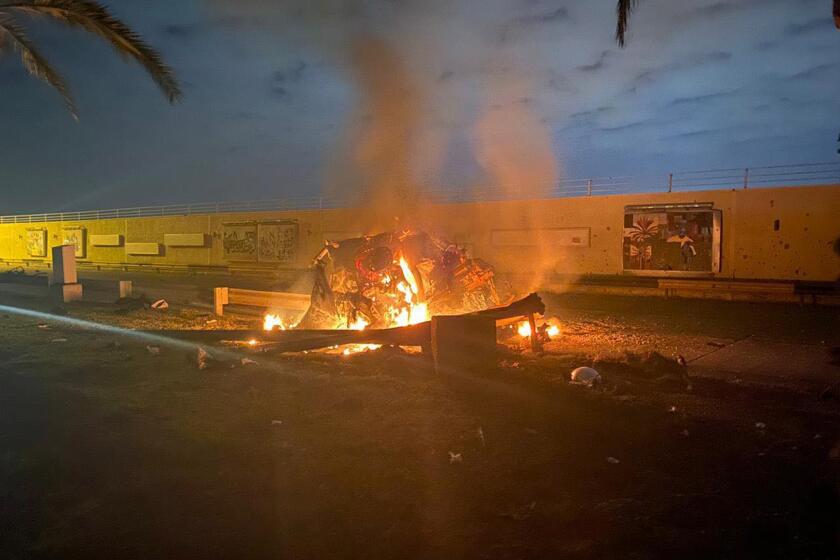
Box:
[153, 293, 544, 354]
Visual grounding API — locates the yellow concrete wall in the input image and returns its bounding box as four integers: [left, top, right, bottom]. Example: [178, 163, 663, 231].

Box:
[1, 184, 838, 282]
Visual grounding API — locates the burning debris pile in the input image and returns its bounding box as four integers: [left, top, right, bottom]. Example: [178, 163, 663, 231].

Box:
[297, 230, 500, 330]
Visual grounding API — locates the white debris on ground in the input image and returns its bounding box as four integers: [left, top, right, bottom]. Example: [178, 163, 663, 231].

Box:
[146, 345, 160, 355]
[448, 452, 463, 464]
[151, 299, 169, 310]
[570, 366, 601, 386]
[197, 346, 209, 370]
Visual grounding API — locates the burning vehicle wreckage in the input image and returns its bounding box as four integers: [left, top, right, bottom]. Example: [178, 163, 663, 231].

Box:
[250, 229, 560, 357]
[297, 230, 500, 331]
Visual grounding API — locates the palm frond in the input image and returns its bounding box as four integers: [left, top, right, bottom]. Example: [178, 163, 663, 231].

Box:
[0, 0, 181, 102]
[0, 15, 77, 117]
[615, 0, 639, 48]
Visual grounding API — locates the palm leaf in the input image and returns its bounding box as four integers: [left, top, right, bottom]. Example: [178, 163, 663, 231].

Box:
[0, 15, 77, 117]
[0, 0, 181, 102]
[615, 0, 639, 48]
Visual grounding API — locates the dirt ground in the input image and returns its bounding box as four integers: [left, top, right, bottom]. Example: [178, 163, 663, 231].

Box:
[0, 289, 838, 559]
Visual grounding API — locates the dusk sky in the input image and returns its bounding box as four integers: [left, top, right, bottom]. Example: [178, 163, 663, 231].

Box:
[0, 0, 837, 213]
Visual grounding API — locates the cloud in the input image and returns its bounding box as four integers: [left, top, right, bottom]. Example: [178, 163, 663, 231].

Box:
[577, 50, 611, 72]
[599, 119, 658, 133]
[162, 23, 200, 38]
[668, 89, 741, 106]
[665, 128, 724, 140]
[514, 6, 570, 25]
[784, 17, 830, 36]
[787, 62, 838, 80]
[496, 4, 571, 43]
[273, 61, 307, 83]
[683, 0, 787, 21]
[628, 51, 733, 91]
[268, 60, 308, 100]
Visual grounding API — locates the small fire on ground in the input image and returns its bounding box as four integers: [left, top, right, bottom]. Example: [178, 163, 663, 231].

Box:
[517, 321, 560, 339]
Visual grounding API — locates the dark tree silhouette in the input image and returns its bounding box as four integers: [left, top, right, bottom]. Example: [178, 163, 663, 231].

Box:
[0, 0, 181, 118]
[617, 0, 840, 47]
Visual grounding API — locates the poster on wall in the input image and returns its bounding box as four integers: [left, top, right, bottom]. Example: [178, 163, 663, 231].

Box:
[622, 205, 721, 274]
[25, 228, 47, 258]
[222, 222, 258, 261]
[61, 227, 86, 258]
[258, 222, 298, 264]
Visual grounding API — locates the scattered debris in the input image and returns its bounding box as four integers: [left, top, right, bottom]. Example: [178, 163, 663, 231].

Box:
[570, 366, 601, 386]
[499, 501, 537, 521]
[241, 357, 258, 366]
[151, 299, 169, 310]
[477, 427, 486, 447]
[37, 323, 51, 330]
[205, 319, 218, 325]
[271, 420, 283, 426]
[681, 429, 690, 437]
[669, 405, 677, 413]
[448, 451, 463, 464]
[819, 382, 839, 401]
[146, 345, 161, 355]
[755, 422, 766, 429]
[606, 456, 620, 464]
[51, 338, 67, 343]
[524, 427, 538, 435]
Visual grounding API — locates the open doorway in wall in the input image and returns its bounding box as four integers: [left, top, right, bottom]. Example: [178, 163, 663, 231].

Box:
[623, 203, 722, 276]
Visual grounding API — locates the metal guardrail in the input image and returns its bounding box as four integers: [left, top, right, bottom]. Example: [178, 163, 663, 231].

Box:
[2, 161, 838, 224]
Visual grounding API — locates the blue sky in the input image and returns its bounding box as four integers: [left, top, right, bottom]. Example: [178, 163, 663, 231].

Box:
[0, 0, 837, 213]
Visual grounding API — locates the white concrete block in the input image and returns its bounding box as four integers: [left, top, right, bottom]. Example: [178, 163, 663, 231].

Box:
[52, 283, 83, 303]
[90, 234, 123, 247]
[119, 280, 133, 299]
[50, 245, 77, 285]
[125, 243, 161, 256]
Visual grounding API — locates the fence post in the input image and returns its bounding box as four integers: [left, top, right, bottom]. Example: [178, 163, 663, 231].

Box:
[668, 173, 673, 193]
[743, 168, 749, 189]
[587, 179, 592, 196]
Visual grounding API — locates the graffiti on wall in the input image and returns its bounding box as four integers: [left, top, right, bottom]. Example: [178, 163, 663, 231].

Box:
[223, 221, 298, 264]
[222, 223, 258, 261]
[61, 227, 86, 258]
[623, 208, 719, 272]
[25, 228, 47, 258]
[258, 222, 298, 264]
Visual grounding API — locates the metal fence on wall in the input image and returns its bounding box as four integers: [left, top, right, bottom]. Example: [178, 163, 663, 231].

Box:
[2, 161, 839, 224]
